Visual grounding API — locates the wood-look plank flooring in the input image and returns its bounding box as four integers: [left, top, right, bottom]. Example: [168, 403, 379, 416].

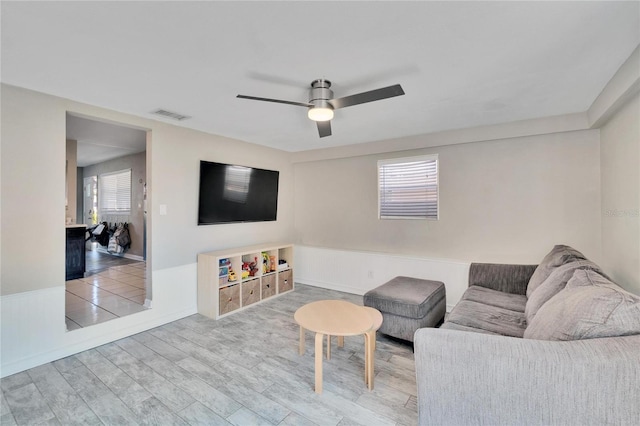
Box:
[2, 285, 417, 425]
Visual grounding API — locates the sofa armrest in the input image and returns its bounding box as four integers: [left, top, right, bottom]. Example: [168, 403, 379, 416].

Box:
[414, 328, 640, 425]
[469, 263, 537, 295]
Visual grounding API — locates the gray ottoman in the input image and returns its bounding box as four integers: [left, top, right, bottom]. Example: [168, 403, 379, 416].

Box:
[364, 276, 446, 342]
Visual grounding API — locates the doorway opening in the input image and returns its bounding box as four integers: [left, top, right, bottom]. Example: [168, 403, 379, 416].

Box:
[65, 113, 151, 330]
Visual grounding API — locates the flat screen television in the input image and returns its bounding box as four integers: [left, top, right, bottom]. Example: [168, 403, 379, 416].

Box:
[198, 160, 279, 225]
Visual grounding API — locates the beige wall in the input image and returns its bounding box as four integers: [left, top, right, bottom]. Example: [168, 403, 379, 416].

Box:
[294, 130, 602, 265]
[149, 120, 295, 269]
[0, 84, 295, 295]
[600, 92, 640, 294]
[83, 151, 146, 258]
[1, 86, 66, 296]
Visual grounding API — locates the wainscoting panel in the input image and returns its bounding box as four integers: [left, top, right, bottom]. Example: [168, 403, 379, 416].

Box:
[294, 245, 470, 311]
[1, 263, 198, 377]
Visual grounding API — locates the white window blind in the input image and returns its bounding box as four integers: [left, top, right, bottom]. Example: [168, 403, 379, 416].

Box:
[378, 155, 438, 220]
[98, 169, 131, 214]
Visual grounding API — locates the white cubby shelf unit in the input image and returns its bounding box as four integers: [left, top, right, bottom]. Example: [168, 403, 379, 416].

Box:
[197, 243, 294, 319]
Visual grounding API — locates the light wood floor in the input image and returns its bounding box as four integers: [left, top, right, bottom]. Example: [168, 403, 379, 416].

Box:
[2, 285, 418, 425]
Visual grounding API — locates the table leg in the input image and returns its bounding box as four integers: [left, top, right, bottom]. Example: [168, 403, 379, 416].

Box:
[363, 331, 375, 389]
[364, 333, 369, 385]
[299, 326, 305, 355]
[315, 332, 324, 394]
[338, 336, 344, 347]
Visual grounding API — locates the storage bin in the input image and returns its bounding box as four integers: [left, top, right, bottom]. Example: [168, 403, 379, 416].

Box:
[242, 278, 260, 307]
[262, 273, 276, 299]
[278, 269, 293, 293]
[219, 284, 240, 315]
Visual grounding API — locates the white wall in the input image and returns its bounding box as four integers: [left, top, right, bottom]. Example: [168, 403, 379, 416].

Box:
[0, 84, 295, 376]
[293, 130, 602, 267]
[600, 92, 640, 294]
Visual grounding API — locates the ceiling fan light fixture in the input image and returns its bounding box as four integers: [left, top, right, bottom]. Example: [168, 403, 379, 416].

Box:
[237, 78, 404, 137]
[307, 107, 334, 122]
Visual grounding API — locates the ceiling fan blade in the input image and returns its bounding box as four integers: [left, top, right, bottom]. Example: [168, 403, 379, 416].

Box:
[331, 84, 405, 109]
[236, 94, 311, 108]
[317, 120, 332, 138]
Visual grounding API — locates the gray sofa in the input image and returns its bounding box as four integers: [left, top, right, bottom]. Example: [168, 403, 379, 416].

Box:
[414, 245, 640, 425]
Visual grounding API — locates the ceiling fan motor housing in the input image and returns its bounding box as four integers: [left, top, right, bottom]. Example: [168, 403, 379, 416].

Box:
[309, 79, 334, 110]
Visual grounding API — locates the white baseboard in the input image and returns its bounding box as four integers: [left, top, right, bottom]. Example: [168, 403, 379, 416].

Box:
[294, 245, 470, 309]
[94, 246, 144, 261]
[123, 253, 144, 261]
[296, 278, 368, 296]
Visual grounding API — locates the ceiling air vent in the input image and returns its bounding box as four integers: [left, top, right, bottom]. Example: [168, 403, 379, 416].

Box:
[151, 108, 191, 121]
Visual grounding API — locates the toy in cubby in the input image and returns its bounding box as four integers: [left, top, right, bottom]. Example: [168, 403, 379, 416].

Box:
[241, 260, 256, 279]
[250, 257, 259, 276]
[228, 267, 237, 282]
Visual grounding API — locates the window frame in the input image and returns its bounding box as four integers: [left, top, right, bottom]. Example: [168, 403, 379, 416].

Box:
[377, 154, 439, 221]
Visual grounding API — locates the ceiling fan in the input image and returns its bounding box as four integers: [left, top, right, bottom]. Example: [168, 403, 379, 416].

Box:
[237, 79, 405, 138]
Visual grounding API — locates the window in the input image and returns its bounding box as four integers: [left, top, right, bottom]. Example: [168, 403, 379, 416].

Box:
[98, 169, 131, 214]
[378, 154, 438, 220]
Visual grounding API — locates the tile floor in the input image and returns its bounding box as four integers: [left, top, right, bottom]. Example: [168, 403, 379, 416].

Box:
[2, 285, 418, 425]
[65, 262, 148, 330]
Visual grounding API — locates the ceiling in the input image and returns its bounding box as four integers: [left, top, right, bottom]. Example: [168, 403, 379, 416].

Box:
[67, 114, 147, 167]
[2, 1, 639, 152]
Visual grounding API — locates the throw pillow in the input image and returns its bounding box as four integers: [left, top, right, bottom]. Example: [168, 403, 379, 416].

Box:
[524, 269, 640, 341]
[526, 245, 588, 298]
[524, 260, 604, 323]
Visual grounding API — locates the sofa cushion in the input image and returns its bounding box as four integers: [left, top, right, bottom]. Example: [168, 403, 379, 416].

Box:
[439, 321, 501, 336]
[524, 269, 640, 341]
[462, 286, 527, 313]
[526, 245, 588, 298]
[445, 300, 527, 338]
[525, 260, 604, 323]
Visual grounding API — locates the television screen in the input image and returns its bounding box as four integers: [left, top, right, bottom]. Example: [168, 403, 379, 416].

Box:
[198, 161, 279, 225]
